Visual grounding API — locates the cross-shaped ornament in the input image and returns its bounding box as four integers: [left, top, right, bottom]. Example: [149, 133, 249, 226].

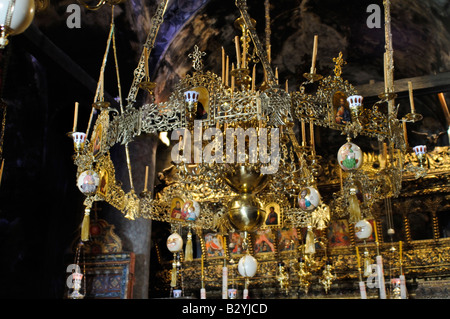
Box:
[188, 45, 206, 71]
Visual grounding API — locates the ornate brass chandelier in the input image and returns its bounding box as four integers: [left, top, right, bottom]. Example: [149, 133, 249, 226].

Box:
[69, 0, 425, 298]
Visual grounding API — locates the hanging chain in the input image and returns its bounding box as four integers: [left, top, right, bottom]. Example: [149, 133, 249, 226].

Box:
[235, 0, 277, 88]
[125, 0, 169, 108]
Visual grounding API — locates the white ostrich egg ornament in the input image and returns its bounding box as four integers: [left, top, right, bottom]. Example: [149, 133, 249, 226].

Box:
[0, 0, 35, 35]
[238, 254, 257, 278]
[337, 141, 363, 171]
[298, 186, 321, 211]
[77, 170, 100, 195]
[166, 233, 183, 252]
[355, 219, 373, 239]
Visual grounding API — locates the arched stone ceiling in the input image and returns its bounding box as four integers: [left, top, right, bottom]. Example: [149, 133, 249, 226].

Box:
[149, 0, 450, 153]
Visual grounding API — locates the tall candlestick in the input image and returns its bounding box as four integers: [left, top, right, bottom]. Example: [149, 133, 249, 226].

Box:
[144, 47, 149, 79]
[399, 240, 402, 265]
[408, 81, 415, 113]
[242, 38, 247, 69]
[301, 121, 306, 146]
[222, 47, 225, 85]
[144, 165, 149, 192]
[275, 67, 279, 84]
[285, 80, 289, 93]
[231, 63, 235, 92]
[73, 102, 79, 132]
[267, 45, 271, 64]
[310, 35, 318, 74]
[226, 56, 229, 87]
[235, 36, 241, 68]
[310, 120, 315, 154]
[252, 64, 256, 92]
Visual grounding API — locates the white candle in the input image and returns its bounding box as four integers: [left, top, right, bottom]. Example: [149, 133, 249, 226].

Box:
[144, 165, 149, 192]
[252, 64, 256, 92]
[310, 35, 318, 74]
[226, 56, 229, 87]
[200, 288, 206, 299]
[231, 63, 235, 92]
[235, 36, 241, 68]
[72, 102, 79, 132]
[408, 81, 415, 113]
[301, 121, 306, 146]
[222, 47, 225, 84]
[222, 266, 228, 299]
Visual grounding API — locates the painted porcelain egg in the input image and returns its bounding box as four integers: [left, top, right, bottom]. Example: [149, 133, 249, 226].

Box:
[337, 141, 363, 171]
[355, 219, 373, 240]
[238, 254, 258, 278]
[77, 170, 100, 195]
[298, 186, 321, 211]
[166, 233, 183, 252]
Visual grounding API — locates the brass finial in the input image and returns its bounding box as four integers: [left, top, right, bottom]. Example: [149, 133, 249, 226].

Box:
[332, 52, 347, 77]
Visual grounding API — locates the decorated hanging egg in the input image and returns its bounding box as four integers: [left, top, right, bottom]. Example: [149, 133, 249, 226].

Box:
[77, 170, 100, 195]
[355, 219, 373, 240]
[182, 199, 201, 221]
[298, 186, 321, 211]
[166, 233, 183, 252]
[238, 254, 258, 278]
[337, 141, 363, 171]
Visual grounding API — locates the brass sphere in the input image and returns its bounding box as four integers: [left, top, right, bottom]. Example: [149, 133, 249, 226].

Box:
[222, 165, 269, 194]
[228, 193, 265, 232]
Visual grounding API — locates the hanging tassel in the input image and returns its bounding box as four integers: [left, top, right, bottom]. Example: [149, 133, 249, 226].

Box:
[81, 207, 90, 242]
[170, 257, 177, 288]
[348, 191, 361, 224]
[364, 257, 372, 277]
[363, 249, 372, 277]
[305, 226, 316, 254]
[185, 230, 193, 262]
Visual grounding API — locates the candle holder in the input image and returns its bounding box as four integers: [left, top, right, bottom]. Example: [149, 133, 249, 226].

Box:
[412, 145, 427, 168]
[92, 101, 111, 110]
[377, 90, 397, 102]
[72, 132, 87, 154]
[403, 112, 423, 123]
[68, 271, 85, 299]
[184, 90, 199, 125]
[303, 72, 323, 82]
[230, 68, 251, 90]
[139, 80, 157, 95]
[297, 257, 312, 294]
[347, 95, 363, 122]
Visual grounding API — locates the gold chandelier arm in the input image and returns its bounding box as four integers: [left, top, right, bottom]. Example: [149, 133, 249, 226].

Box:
[77, 0, 107, 11]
